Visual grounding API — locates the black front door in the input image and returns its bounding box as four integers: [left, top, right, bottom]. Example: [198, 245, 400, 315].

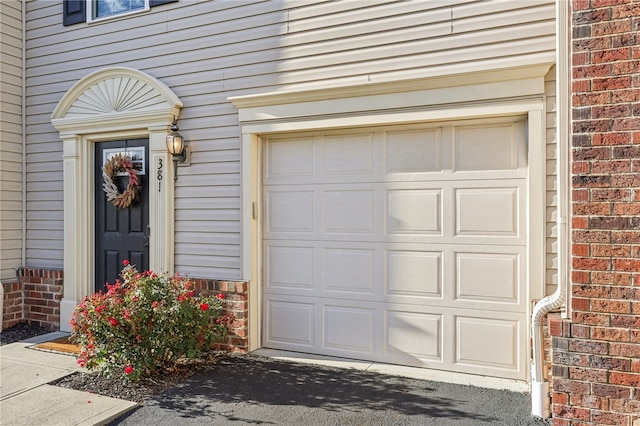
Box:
[95, 139, 149, 292]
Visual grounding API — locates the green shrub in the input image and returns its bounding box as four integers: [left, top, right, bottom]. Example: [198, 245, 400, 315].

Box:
[70, 261, 231, 381]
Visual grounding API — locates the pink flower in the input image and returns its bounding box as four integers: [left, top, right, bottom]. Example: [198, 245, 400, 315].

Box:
[122, 259, 130, 266]
[124, 365, 133, 375]
[200, 303, 209, 311]
[108, 317, 118, 326]
[106, 283, 120, 296]
[152, 301, 159, 309]
[216, 293, 225, 299]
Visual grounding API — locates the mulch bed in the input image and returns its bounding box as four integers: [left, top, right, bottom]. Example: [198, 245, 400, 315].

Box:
[1, 322, 52, 345]
[2, 322, 223, 403]
[53, 352, 224, 403]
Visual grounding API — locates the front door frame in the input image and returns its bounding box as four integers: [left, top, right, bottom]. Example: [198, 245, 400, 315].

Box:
[51, 67, 182, 331]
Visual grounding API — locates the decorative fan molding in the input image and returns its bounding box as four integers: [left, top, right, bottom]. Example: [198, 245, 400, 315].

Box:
[52, 67, 182, 133]
[68, 77, 163, 116]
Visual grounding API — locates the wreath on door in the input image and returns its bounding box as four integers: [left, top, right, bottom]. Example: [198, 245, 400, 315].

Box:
[102, 154, 140, 208]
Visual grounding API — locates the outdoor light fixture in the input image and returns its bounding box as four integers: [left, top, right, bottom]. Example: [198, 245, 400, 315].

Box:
[166, 117, 186, 181]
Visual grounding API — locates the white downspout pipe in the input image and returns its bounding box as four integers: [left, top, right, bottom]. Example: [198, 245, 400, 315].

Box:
[531, 0, 570, 419]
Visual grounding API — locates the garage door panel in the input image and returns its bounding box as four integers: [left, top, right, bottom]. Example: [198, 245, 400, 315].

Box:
[386, 189, 442, 235]
[264, 124, 525, 186]
[454, 121, 525, 172]
[263, 297, 526, 378]
[264, 242, 524, 310]
[323, 248, 375, 293]
[323, 189, 375, 234]
[265, 190, 315, 234]
[265, 182, 524, 244]
[455, 187, 520, 237]
[265, 245, 315, 290]
[455, 314, 525, 379]
[323, 133, 375, 176]
[385, 311, 443, 362]
[324, 305, 375, 353]
[264, 136, 314, 182]
[384, 128, 443, 174]
[265, 300, 315, 348]
[456, 251, 521, 305]
[386, 250, 442, 298]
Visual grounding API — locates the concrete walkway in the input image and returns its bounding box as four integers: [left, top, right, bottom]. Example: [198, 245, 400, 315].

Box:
[0, 333, 137, 426]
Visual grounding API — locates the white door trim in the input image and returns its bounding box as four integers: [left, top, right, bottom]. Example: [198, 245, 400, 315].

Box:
[51, 67, 182, 331]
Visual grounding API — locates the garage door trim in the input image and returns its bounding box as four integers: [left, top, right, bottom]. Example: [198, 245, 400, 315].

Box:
[231, 69, 548, 381]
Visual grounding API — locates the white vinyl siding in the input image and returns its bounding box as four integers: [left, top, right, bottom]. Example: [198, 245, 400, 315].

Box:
[25, 0, 555, 279]
[545, 67, 558, 297]
[0, 0, 23, 281]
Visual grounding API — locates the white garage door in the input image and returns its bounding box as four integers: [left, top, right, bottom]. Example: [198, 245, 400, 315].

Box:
[262, 117, 528, 380]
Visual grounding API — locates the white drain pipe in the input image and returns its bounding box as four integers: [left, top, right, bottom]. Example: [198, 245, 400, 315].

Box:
[531, 0, 570, 419]
[531, 279, 566, 418]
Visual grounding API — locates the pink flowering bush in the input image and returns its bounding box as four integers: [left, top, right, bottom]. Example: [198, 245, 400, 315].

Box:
[70, 261, 232, 381]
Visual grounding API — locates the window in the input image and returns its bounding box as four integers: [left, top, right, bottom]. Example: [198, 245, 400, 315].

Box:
[63, 0, 177, 26]
[91, 0, 147, 21]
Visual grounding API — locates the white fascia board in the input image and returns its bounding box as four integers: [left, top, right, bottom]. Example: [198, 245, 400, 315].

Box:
[229, 64, 553, 126]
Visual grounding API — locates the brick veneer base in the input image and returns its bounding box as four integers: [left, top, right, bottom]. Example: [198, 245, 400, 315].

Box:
[2, 267, 63, 331]
[550, 316, 640, 426]
[3, 269, 250, 355]
[2, 280, 24, 330]
[178, 278, 249, 353]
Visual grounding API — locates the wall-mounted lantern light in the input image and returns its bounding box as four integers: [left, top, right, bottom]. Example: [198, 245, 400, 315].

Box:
[166, 117, 187, 181]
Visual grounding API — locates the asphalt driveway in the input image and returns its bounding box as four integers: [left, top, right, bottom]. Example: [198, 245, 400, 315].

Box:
[110, 354, 550, 426]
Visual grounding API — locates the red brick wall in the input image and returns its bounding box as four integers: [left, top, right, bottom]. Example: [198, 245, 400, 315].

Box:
[2, 268, 63, 331]
[21, 268, 64, 330]
[191, 278, 249, 353]
[2, 281, 24, 329]
[551, 1, 640, 425]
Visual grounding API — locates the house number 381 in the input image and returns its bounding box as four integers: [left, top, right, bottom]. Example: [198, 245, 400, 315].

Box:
[157, 158, 163, 192]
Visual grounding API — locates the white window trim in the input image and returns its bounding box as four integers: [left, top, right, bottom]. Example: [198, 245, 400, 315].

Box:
[87, 0, 150, 23]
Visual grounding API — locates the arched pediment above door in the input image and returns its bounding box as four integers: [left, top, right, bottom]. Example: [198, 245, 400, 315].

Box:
[51, 67, 182, 134]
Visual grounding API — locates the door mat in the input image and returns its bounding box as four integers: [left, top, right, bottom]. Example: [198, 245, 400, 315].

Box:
[33, 336, 81, 355]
